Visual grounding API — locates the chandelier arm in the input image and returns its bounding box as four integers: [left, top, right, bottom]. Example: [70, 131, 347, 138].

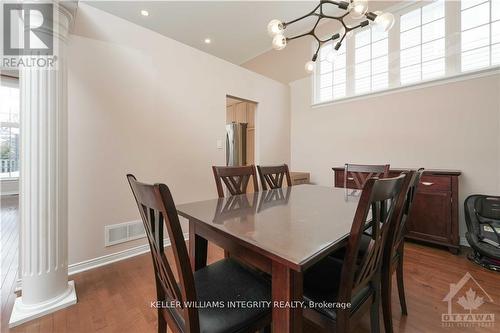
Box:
[320, 1, 347, 9]
[284, 3, 322, 27]
[340, 10, 351, 19]
[287, 31, 314, 41]
[318, 33, 340, 44]
[312, 41, 322, 62]
[349, 20, 370, 31]
[337, 33, 346, 47]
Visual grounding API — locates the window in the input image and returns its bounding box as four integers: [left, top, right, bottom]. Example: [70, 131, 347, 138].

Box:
[400, 0, 446, 85]
[461, 0, 500, 71]
[312, 0, 500, 105]
[355, 27, 389, 94]
[316, 42, 347, 102]
[0, 77, 20, 179]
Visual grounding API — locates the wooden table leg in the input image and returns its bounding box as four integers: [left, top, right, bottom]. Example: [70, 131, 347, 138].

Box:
[272, 261, 303, 333]
[189, 219, 207, 271]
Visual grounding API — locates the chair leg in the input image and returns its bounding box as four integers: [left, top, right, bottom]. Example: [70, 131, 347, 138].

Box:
[158, 311, 167, 333]
[396, 248, 408, 315]
[224, 250, 230, 258]
[381, 265, 393, 333]
[370, 283, 381, 333]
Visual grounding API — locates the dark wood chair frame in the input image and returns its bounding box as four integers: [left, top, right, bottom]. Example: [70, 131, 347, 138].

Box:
[127, 175, 271, 333]
[257, 164, 292, 190]
[381, 168, 424, 333]
[212, 165, 259, 198]
[304, 173, 411, 333]
[344, 163, 390, 190]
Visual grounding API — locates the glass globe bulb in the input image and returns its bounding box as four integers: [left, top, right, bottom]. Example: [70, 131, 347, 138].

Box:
[272, 34, 287, 50]
[375, 12, 395, 32]
[305, 61, 315, 74]
[351, 0, 368, 19]
[267, 19, 284, 37]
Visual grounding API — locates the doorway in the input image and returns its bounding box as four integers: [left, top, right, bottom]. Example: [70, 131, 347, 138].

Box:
[225, 95, 257, 190]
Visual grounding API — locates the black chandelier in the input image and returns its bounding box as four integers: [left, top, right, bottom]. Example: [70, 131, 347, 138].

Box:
[267, 0, 395, 73]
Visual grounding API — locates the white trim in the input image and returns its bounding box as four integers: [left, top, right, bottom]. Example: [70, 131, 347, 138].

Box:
[16, 233, 190, 292]
[312, 66, 500, 108]
[9, 281, 77, 328]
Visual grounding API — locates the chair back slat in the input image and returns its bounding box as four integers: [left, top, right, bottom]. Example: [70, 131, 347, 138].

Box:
[257, 164, 292, 190]
[344, 163, 390, 189]
[390, 168, 424, 253]
[212, 165, 259, 197]
[336, 173, 410, 313]
[127, 174, 199, 332]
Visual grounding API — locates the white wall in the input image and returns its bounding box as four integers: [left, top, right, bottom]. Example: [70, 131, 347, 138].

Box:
[67, 3, 290, 265]
[290, 73, 500, 239]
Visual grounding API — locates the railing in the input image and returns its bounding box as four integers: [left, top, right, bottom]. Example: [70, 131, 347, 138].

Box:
[0, 159, 19, 173]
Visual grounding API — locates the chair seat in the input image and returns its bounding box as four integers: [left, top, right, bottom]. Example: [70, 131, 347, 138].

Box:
[194, 258, 271, 333]
[303, 256, 372, 321]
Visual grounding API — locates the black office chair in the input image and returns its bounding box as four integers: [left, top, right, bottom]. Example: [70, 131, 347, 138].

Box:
[464, 195, 500, 271]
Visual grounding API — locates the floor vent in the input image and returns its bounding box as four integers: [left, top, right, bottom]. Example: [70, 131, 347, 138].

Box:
[105, 220, 146, 246]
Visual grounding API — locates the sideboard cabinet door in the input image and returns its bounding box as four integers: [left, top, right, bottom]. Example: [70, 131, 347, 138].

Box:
[406, 190, 452, 245]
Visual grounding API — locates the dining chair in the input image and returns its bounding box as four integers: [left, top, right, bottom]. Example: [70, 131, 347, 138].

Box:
[344, 163, 390, 189]
[212, 165, 259, 198]
[302, 173, 410, 333]
[257, 164, 292, 190]
[381, 168, 424, 333]
[127, 174, 271, 333]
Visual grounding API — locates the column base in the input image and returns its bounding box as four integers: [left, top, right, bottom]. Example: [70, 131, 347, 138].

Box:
[9, 280, 77, 328]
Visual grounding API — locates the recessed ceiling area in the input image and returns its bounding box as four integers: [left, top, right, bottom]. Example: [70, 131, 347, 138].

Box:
[86, 1, 327, 65]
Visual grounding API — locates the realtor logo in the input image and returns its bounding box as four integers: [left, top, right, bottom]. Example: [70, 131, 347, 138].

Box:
[3, 3, 53, 56]
[442, 272, 495, 328]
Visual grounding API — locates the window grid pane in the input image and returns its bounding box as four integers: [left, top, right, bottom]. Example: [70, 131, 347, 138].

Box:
[355, 26, 388, 94]
[460, 0, 497, 72]
[400, 0, 445, 85]
[316, 41, 347, 102]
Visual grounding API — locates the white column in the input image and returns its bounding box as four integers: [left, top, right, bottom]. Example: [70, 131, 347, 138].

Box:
[9, 2, 76, 327]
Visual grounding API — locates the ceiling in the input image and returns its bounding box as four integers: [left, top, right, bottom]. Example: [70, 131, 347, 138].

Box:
[86, 1, 401, 83]
[86, 1, 346, 65]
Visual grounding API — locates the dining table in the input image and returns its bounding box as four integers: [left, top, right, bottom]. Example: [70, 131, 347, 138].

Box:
[176, 184, 362, 333]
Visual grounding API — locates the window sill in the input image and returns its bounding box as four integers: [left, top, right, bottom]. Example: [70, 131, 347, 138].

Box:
[311, 66, 500, 108]
[0, 178, 19, 182]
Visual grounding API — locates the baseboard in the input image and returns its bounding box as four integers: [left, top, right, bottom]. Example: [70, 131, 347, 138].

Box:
[16, 232, 189, 292]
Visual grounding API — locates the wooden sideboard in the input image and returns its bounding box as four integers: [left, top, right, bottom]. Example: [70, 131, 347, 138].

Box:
[332, 167, 462, 254]
[290, 172, 310, 185]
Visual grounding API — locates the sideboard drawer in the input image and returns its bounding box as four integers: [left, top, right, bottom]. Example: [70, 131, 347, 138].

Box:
[418, 175, 451, 192]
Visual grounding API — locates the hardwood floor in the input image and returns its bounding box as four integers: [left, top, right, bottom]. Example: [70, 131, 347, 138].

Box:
[2, 199, 499, 332]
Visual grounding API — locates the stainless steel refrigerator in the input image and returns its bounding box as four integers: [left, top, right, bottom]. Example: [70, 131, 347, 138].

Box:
[226, 122, 247, 166]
